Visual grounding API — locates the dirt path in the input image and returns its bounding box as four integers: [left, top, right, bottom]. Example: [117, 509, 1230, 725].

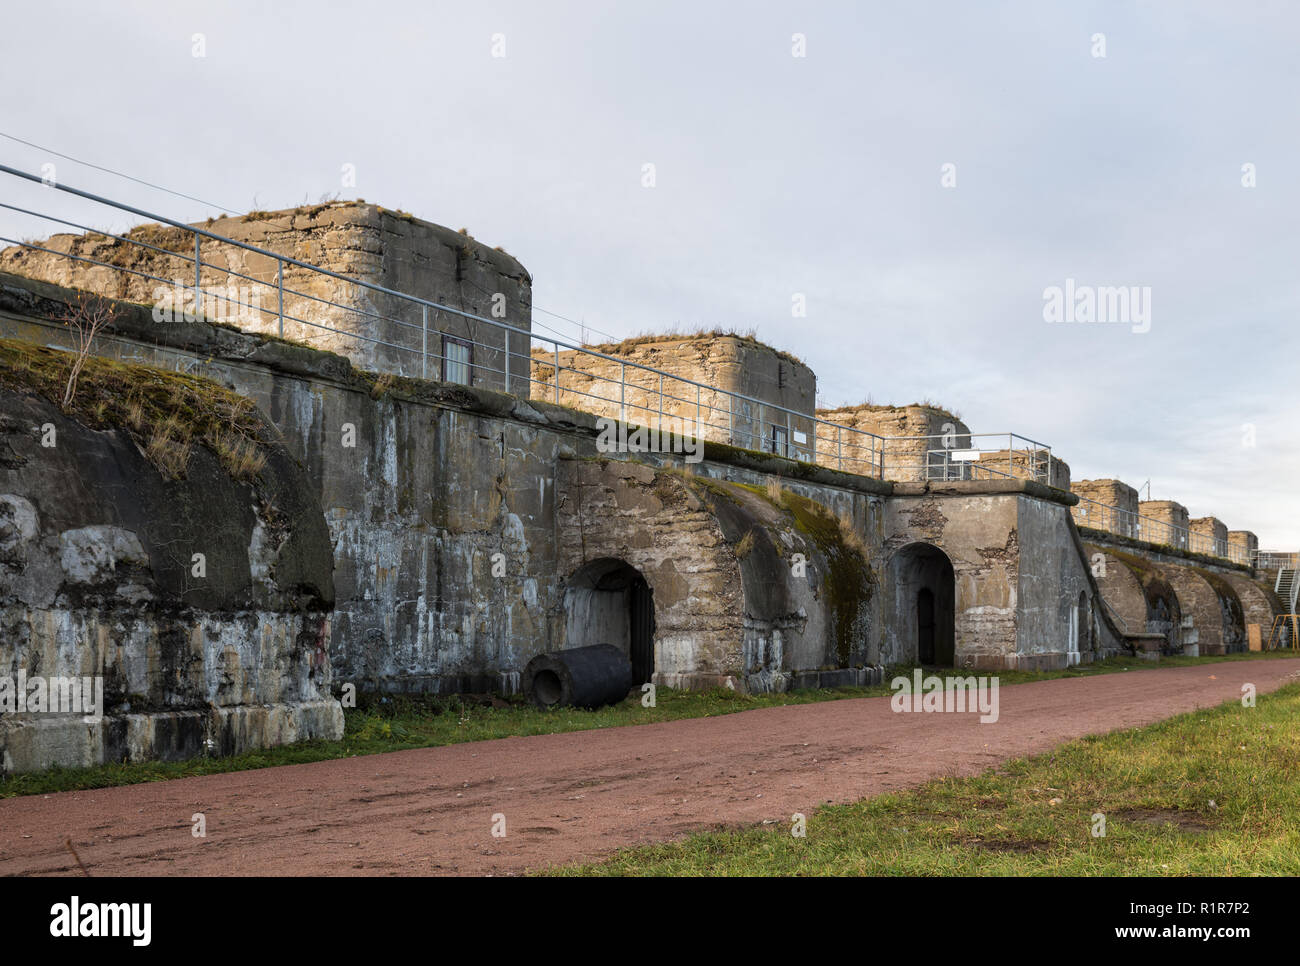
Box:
[3, 660, 1297, 876]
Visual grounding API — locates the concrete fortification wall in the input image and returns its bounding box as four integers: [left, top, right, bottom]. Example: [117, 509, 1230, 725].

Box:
[1071, 479, 1140, 536]
[1190, 516, 1229, 558]
[1139, 500, 1190, 548]
[531, 334, 818, 461]
[817, 404, 971, 481]
[0, 204, 532, 385]
[0, 208, 1285, 774]
[0, 349, 341, 773]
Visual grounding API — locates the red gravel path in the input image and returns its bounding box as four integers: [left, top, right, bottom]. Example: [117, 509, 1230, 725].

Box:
[2, 660, 1297, 876]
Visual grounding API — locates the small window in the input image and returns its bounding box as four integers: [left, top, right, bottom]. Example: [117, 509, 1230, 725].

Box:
[771, 426, 788, 457]
[443, 336, 472, 385]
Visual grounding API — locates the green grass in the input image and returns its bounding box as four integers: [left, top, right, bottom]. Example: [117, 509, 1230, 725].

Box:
[548, 680, 1300, 876]
[2, 651, 1296, 800]
[0, 336, 270, 482]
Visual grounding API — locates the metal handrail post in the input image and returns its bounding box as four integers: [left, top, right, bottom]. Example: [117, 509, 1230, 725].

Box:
[193, 232, 201, 321]
[276, 258, 284, 339]
[421, 304, 428, 379]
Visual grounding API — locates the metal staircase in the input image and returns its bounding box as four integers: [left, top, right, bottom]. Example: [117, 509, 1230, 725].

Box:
[1276, 568, 1299, 612]
[1273, 568, 1299, 647]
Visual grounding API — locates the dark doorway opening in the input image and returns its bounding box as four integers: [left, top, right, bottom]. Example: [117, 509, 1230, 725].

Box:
[889, 542, 956, 666]
[564, 558, 657, 683]
[918, 587, 937, 664]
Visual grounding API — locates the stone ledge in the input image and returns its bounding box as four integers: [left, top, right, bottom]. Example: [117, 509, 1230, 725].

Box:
[1078, 525, 1254, 575]
[892, 477, 1077, 506]
[0, 271, 895, 500]
[788, 667, 884, 690]
[0, 700, 343, 775]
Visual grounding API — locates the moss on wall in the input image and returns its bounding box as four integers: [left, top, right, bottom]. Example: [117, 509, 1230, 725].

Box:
[1105, 546, 1180, 622]
[0, 336, 271, 484]
[723, 479, 875, 667]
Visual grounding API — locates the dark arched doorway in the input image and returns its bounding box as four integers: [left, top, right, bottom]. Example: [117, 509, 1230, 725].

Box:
[563, 558, 656, 683]
[917, 587, 937, 663]
[1074, 590, 1091, 664]
[889, 543, 956, 666]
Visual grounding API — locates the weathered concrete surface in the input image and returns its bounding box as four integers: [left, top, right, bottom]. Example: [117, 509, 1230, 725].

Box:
[1086, 547, 1150, 642]
[0, 271, 1214, 742]
[1190, 516, 1229, 558]
[976, 449, 1071, 492]
[0, 386, 342, 774]
[1094, 546, 1184, 653]
[1229, 529, 1258, 561]
[531, 334, 818, 461]
[817, 403, 970, 481]
[1071, 478, 1139, 537]
[0, 275, 887, 700]
[1220, 571, 1283, 645]
[0, 204, 531, 384]
[554, 460, 879, 691]
[1139, 499, 1190, 548]
[1161, 562, 1245, 655]
[883, 481, 1120, 670]
[1083, 541, 1266, 656]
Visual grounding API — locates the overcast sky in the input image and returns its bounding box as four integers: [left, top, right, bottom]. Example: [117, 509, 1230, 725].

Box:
[2, 0, 1297, 545]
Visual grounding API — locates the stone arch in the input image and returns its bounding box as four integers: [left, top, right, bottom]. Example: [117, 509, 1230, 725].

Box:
[1195, 569, 1246, 653]
[563, 557, 656, 683]
[1092, 548, 1182, 652]
[1162, 562, 1245, 655]
[1088, 548, 1145, 634]
[888, 542, 956, 665]
[1219, 572, 1280, 649]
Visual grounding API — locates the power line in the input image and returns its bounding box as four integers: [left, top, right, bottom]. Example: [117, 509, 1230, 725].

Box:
[532, 303, 623, 344]
[0, 131, 238, 214]
[0, 136, 627, 347]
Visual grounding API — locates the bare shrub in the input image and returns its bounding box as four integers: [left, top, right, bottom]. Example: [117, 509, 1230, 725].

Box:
[56, 293, 116, 408]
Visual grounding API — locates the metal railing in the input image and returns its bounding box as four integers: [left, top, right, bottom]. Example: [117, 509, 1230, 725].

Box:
[0, 163, 1064, 487]
[1071, 494, 1253, 565]
[880, 433, 1055, 486]
[0, 162, 894, 477]
[1255, 551, 1298, 572]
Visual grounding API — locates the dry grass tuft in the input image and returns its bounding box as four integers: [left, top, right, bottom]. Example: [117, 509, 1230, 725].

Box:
[837, 509, 867, 555]
[765, 476, 784, 505]
[0, 337, 273, 484]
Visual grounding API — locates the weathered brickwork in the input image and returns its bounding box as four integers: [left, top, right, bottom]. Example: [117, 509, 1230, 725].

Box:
[1190, 516, 1229, 558]
[1139, 500, 1190, 548]
[531, 334, 818, 461]
[1071, 479, 1140, 537]
[0, 204, 532, 385]
[816, 404, 971, 481]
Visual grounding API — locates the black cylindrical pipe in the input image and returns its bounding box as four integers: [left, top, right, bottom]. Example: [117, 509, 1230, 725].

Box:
[523, 644, 634, 709]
